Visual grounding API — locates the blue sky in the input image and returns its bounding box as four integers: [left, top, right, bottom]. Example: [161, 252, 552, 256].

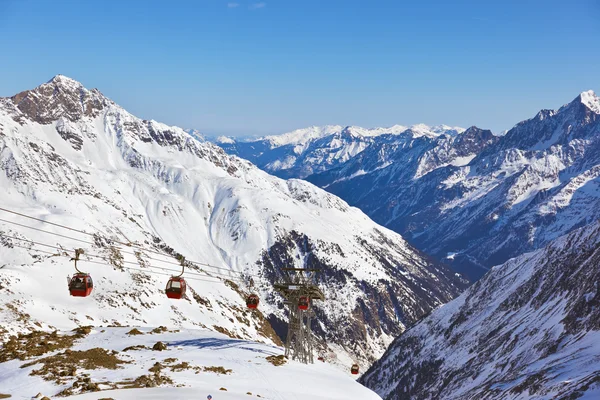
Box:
[0, 0, 599, 136]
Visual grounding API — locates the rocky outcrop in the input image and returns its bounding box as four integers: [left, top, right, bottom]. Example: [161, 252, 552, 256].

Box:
[11, 75, 108, 124]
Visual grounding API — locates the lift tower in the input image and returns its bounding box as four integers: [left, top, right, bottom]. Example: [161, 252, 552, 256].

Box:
[274, 268, 324, 364]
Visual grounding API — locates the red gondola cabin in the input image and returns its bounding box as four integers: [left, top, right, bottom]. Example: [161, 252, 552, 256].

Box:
[246, 294, 259, 309]
[68, 273, 93, 297]
[298, 296, 309, 311]
[351, 364, 359, 375]
[165, 277, 186, 299]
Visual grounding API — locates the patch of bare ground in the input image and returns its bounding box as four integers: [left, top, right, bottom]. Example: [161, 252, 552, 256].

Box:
[265, 355, 287, 366]
[158, 358, 232, 374]
[21, 347, 128, 390]
[152, 341, 168, 351]
[150, 326, 168, 334]
[203, 366, 232, 374]
[126, 328, 144, 335]
[212, 325, 242, 339]
[118, 361, 174, 388]
[0, 328, 92, 362]
[122, 344, 150, 352]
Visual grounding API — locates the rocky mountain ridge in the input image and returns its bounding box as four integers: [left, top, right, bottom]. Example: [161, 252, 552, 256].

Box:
[216, 124, 465, 179]
[360, 219, 600, 399]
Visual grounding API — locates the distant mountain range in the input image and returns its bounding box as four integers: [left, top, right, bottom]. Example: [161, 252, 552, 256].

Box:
[214, 90, 600, 281]
[214, 124, 465, 179]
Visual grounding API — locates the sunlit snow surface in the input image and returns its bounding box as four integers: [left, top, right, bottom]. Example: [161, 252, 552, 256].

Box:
[1, 327, 381, 399]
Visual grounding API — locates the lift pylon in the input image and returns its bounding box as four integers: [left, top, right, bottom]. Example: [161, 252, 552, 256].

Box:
[274, 268, 324, 364]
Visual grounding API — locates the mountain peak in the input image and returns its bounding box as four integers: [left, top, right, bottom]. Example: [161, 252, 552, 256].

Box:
[9, 75, 108, 124]
[579, 89, 600, 114]
[47, 74, 83, 87]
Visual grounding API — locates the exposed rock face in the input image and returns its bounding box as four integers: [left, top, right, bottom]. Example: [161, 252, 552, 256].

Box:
[0, 76, 466, 370]
[11, 75, 108, 124]
[360, 221, 600, 399]
[259, 231, 464, 364]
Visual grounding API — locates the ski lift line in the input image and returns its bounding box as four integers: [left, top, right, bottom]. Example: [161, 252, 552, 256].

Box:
[0, 232, 67, 251]
[0, 207, 220, 264]
[0, 209, 262, 279]
[0, 217, 93, 245]
[0, 207, 210, 260]
[81, 258, 231, 284]
[0, 233, 246, 283]
[78, 249, 245, 283]
[6, 242, 62, 256]
[5, 242, 237, 285]
[0, 212, 263, 279]
[0, 207, 100, 236]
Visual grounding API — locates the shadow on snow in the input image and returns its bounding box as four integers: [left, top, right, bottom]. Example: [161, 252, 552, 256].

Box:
[168, 337, 280, 356]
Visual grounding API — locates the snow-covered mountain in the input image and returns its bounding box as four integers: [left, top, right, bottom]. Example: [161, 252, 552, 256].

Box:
[216, 91, 600, 281]
[360, 219, 600, 400]
[216, 124, 465, 179]
[0, 75, 466, 373]
[277, 91, 600, 281]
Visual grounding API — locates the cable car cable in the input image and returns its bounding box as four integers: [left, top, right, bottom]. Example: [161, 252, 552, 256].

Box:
[0, 207, 239, 268]
[0, 212, 263, 278]
[0, 233, 245, 283]
[5, 242, 237, 285]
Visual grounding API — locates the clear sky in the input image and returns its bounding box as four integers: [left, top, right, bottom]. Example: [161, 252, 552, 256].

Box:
[1, 0, 599, 136]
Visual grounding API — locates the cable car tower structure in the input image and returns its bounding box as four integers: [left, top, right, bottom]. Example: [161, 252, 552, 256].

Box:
[274, 267, 324, 364]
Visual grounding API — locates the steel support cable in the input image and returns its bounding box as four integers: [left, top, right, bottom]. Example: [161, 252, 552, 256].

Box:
[0, 207, 238, 269]
[0, 209, 261, 278]
[0, 207, 229, 264]
[0, 233, 245, 283]
[4, 242, 235, 285]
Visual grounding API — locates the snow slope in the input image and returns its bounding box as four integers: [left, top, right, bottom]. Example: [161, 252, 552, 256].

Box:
[1, 326, 381, 399]
[361, 220, 600, 400]
[0, 75, 465, 373]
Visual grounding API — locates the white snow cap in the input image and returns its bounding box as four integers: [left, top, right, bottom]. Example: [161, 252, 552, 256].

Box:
[580, 90, 600, 114]
[47, 74, 84, 88]
[216, 135, 236, 144]
[262, 123, 465, 146]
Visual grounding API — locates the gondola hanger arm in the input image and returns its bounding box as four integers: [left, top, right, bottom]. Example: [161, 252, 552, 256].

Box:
[71, 248, 85, 273]
[175, 255, 185, 277]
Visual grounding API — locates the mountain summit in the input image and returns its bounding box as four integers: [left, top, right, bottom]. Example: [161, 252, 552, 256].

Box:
[578, 89, 600, 114]
[10, 75, 109, 125]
